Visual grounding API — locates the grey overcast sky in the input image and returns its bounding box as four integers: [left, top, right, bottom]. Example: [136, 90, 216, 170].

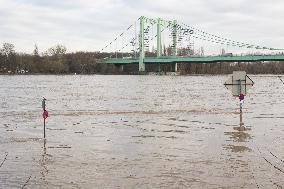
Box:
[0, 0, 284, 53]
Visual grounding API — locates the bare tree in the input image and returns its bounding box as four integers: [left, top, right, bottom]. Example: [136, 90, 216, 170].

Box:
[0, 43, 16, 72]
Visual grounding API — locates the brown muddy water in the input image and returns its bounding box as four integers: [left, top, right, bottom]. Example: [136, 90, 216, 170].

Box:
[0, 75, 284, 189]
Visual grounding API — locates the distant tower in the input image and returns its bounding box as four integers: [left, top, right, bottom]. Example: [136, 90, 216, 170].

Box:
[188, 36, 194, 56]
[201, 47, 204, 57]
[221, 48, 226, 55]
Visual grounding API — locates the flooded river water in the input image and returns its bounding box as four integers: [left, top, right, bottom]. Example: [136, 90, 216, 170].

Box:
[0, 75, 284, 188]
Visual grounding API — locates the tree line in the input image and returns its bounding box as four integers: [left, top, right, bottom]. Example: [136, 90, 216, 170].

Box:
[0, 42, 283, 74]
[0, 43, 123, 74]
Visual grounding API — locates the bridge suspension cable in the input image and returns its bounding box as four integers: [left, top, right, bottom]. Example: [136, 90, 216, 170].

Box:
[100, 18, 140, 53]
[180, 23, 284, 51]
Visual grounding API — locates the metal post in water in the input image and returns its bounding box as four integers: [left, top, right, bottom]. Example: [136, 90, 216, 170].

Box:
[42, 98, 48, 139]
[43, 137, 46, 154]
[44, 118, 46, 138]
[224, 71, 254, 130]
[240, 100, 243, 129]
[238, 80, 244, 130]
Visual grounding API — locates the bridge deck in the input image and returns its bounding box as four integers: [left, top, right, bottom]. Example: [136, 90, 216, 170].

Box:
[106, 55, 284, 65]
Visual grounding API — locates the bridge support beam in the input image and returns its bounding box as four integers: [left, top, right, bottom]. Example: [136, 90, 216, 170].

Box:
[139, 16, 146, 72]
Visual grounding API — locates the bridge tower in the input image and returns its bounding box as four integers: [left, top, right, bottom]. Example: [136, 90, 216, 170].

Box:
[172, 20, 178, 72]
[139, 16, 178, 73]
[139, 16, 146, 72]
[156, 18, 162, 72]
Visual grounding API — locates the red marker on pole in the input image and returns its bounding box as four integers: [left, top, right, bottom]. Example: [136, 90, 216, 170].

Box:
[239, 93, 245, 101]
[42, 110, 48, 120]
[42, 98, 48, 138]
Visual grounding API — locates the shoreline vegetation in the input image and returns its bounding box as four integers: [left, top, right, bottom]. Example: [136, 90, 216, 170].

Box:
[1, 43, 284, 75]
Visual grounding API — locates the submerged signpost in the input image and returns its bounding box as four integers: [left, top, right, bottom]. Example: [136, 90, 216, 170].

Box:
[224, 71, 254, 130]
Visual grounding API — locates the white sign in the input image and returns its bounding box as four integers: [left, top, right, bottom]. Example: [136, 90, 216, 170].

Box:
[224, 71, 254, 96]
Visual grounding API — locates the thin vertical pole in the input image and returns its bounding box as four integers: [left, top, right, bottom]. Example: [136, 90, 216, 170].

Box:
[240, 101, 243, 127]
[44, 119, 46, 138]
[42, 98, 46, 139]
[139, 16, 145, 72]
[43, 137, 46, 154]
[238, 79, 244, 130]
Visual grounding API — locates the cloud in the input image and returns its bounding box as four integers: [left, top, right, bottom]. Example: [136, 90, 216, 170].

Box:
[0, 0, 283, 53]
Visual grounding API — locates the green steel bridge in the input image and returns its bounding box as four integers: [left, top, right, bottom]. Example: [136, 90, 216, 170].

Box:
[106, 55, 284, 65]
[100, 16, 284, 72]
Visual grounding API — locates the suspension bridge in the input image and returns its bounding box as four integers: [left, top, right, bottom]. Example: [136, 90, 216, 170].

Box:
[100, 16, 284, 72]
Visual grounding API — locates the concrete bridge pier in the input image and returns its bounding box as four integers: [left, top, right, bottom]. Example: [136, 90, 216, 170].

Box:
[115, 64, 124, 72]
[171, 63, 178, 72]
[156, 63, 161, 72]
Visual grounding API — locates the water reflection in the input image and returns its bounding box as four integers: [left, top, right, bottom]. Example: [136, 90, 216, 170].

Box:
[225, 128, 252, 143]
[224, 145, 252, 153]
[224, 126, 253, 153]
[40, 139, 48, 185]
